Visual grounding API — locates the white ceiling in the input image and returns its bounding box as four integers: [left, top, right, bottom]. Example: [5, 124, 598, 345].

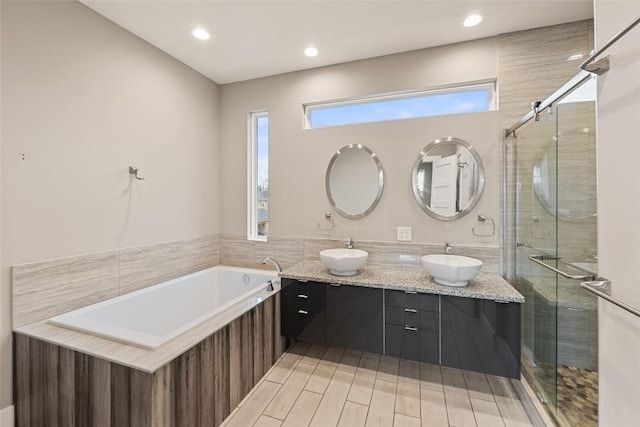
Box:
[81, 0, 593, 84]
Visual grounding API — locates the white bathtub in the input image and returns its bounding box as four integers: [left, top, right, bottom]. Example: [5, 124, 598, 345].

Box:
[48, 266, 278, 350]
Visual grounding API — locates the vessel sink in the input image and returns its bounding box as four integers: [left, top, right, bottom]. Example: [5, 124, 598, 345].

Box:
[421, 254, 483, 287]
[320, 248, 368, 276]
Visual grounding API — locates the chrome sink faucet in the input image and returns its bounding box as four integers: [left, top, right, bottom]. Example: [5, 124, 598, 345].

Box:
[445, 242, 453, 255]
[346, 238, 354, 249]
[262, 257, 282, 274]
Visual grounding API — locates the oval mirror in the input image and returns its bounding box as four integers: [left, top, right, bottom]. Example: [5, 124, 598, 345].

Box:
[533, 128, 596, 218]
[412, 136, 484, 221]
[326, 144, 384, 219]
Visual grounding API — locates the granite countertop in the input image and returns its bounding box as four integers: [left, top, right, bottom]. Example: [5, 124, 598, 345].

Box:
[281, 260, 524, 303]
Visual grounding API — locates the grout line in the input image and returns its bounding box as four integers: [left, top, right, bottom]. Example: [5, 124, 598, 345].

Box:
[251, 414, 281, 427]
[441, 378, 452, 427]
[255, 381, 283, 425]
[393, 376, 401, 427]
[457, 367, 478, 426]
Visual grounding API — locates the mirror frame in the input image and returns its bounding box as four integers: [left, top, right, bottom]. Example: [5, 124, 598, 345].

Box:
[326, 144, 385, 219]
[411, 136, 485, 221]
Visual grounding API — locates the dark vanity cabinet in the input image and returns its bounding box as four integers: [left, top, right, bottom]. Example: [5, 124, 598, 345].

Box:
[384, 290, 439, 364]
[281, 278, 521, 379]
[440, 295, 521, 379]
[280, 279, 383, 353]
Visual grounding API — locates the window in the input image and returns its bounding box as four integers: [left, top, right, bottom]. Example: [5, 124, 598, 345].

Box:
[248, 112, 269, 241]
[304, 81, 495, 129]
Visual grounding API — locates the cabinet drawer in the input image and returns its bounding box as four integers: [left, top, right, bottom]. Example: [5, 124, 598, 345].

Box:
[419, 329, 439, 364]
[385, 289, 419, 308]
[385, 324, 420, 361]
[385, 306, 419, 326]
[281, 279, 326, 342]
[419, 310, 438, 331]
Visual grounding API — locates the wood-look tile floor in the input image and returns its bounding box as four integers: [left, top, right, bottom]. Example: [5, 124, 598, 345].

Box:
[221, 342, 535, 427]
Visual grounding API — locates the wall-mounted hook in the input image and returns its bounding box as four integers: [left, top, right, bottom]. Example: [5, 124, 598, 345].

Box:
[129, 166, 145, 180]
[472, 214, 495, 237]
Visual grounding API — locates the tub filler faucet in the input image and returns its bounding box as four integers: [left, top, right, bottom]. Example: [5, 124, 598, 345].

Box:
[262, 257, 282, 274]
[262, 257, 281, 291]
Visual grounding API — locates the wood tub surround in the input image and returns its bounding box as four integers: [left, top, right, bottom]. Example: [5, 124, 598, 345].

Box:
[15, 293, 284, 427]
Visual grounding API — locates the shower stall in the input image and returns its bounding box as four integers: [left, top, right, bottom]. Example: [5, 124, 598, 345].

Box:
[505, 72, 598, 427]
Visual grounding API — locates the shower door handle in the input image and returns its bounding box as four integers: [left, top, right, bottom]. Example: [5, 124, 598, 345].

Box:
[528, 255, 596, 281]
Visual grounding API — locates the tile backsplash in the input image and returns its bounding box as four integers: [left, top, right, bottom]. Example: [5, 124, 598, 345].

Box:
[221, 234, 500, 274]
[12, 233, 499, 328]
[12, 235, 219, 328]
[12, 251, 120, 329]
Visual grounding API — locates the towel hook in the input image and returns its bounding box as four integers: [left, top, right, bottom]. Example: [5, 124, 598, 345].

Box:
[129, 166, 145, 180]
[472, 214, 495, 237]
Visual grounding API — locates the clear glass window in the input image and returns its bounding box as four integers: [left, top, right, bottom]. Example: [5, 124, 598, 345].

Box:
[305, 82, 495, 129]
[248, 112, 269, 240]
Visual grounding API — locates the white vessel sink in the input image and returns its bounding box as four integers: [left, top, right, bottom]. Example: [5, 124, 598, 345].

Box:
[421, 254, 483, 287]
[320, 248, 368, 276]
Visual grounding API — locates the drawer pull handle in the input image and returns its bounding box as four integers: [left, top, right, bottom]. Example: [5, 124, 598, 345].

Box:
[404, 326, 418, 331]
[297, 294, 309, 299]
[404, 308, 417, 313]
[405, 291, 418, 294]
[298, 279, 308, 283]
[329, 283, 341, 287]
[297, 310, 308, 315]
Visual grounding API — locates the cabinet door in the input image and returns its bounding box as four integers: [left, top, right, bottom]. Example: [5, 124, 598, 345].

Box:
[326, 283, 383, 353]
[440, 295, 521, 379]
[418, 293, 440, 364]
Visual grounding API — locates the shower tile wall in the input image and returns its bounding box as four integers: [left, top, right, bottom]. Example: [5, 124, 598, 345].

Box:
[498, 20, 594, 281]
[498, 19, 597, 375]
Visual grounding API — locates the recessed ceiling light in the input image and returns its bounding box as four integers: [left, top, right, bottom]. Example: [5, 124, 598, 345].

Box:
[192, 28, 210, 40]
[568, 54, 585, 61]
[463, 14, 483, 27]
[304, 47, 319, 57]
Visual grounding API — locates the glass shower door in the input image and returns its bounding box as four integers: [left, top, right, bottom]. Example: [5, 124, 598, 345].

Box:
[514, 109, 559, 411]
[513, 78, 598, 427]
[552, 97, 599, 427]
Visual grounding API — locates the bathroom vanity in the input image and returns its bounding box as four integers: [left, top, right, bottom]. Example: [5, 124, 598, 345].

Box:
[280, 260, 524, 379]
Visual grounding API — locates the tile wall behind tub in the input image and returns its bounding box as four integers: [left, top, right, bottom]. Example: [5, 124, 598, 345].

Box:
[219, 234, 501, 274]
[12, 235, 219, 328]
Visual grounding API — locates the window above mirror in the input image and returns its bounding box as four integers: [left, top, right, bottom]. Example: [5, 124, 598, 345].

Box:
[304, 81, 496, 129]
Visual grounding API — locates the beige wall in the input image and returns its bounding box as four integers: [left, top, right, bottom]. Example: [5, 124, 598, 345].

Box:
[0, 1, 220, 410]
[220, 38, 500, 246]
[595, 1, 640, 424]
